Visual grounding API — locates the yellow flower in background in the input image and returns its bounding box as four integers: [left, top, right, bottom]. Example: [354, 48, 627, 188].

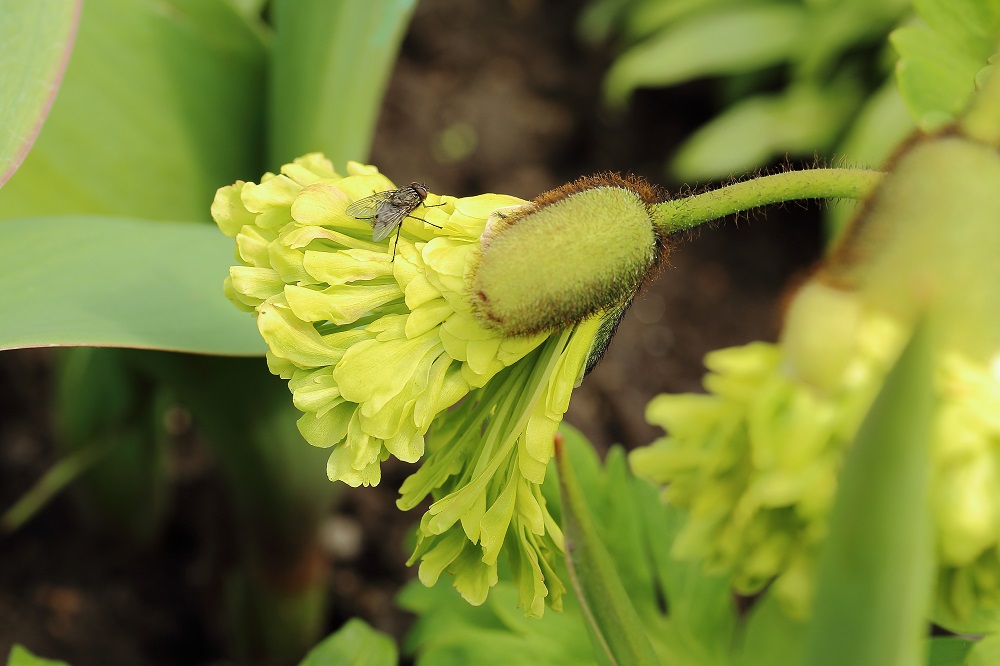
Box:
[212, 154, 664, 616]
[632, 295, 1000, 628]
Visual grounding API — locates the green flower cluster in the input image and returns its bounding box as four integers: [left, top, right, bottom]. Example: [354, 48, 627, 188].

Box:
[212, 154, 611, 615]
[632, 303, 1000, 629]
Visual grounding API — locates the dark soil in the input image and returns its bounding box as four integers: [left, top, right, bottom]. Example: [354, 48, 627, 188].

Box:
[0, 0, 824, 664]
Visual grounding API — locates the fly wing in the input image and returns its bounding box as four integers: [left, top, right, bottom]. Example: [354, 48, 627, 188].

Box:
[345, 190, 395, 219]
[370, 205, 408, 241]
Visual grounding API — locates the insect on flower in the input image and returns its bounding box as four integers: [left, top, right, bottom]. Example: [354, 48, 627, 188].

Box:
[346, 182, 443, 260]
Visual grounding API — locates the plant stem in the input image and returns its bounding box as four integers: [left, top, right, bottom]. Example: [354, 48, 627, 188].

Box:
[651, 168, 884, 235]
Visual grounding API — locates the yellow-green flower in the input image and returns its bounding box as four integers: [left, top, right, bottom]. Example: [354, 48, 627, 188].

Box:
[212, 154, 659, 616]
[632, 295, 1000, 629]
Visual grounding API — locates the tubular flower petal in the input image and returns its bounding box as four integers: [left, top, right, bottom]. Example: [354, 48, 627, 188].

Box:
[213, 154, 650, 615]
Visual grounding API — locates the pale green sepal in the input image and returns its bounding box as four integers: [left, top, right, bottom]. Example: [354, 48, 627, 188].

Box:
[297, 404, 354, 449]
[416, 529, 467, 586]
[285, 283, 402, 326]
[480, 472, 518, 565]
[235, 224, 277, 268]
[334, 331, 441, 405]
[287, 367, 340, 411]
[229, 266, 285, 302]
[452, 546, 499, 606]
[302, 248, 393, 283]
[256, 302, 343, 367]
[515, 475, 546, 536]
[405, 299, 453, 339]
[212, 183, 257, 237]
[242, 174, 301, 213]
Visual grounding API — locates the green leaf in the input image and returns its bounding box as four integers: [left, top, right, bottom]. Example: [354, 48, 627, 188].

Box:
[603, 5, 805, 106]
[792, 0, 910, 80]
[400, 582, 598, 666]
[0, 0, 80, 188]
[622, 0, 740, 43]
[913, 0, 1000, 58]
[891, 0, 1000, 130]
[556, 431, 659, 666]
[737, 592, 807, 666]
[803, 322, 936, 666]
[269, 0, 417, 168]
[0, 216, 264, 355]
[671, 83, 860, 181]
[298, 619, 398, 666]
[927, 636, 974, 666]
[6, 645, 71, 666]
[0, 0, 267, 221]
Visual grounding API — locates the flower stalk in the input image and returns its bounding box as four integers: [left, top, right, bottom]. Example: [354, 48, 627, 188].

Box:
[651, 168, 883, 235]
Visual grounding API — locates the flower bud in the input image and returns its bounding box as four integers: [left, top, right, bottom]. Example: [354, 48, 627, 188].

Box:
[471, 174, 665, 336]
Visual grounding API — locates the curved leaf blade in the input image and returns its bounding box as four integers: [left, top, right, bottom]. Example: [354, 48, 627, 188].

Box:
[0, 0, 81, 188]
[269, 0, 417, 168]
[299, 619, 398, 666]
[603, 5, 805, 107]
[0, 0, 267, 221]
[556, 433, 660, 666]
[0, 216, 264, 355]
[803, 322, 936, 666]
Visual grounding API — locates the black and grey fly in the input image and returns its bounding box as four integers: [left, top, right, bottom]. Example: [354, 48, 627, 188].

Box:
[346, 182, 443, 260]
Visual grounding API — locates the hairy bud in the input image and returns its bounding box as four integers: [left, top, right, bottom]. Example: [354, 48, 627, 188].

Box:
[471, 174, 666, 336]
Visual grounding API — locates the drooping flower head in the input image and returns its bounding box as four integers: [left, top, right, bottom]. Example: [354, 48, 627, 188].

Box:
[212, 155, 665, 615]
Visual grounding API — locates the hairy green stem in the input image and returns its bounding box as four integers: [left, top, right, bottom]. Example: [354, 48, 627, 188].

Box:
[652, 168, 885, 235]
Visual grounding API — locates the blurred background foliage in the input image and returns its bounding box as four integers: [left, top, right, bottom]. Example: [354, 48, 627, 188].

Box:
[2, 0, 999, 664]
[581, 0, 999, 231]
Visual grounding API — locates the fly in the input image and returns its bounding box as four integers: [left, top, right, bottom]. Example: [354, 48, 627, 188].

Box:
[345, 182, 443, 260]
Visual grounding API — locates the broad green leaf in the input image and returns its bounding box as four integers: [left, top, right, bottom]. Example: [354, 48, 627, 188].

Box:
[603, 5, 805, 106]
[913, 0, 1000, 58]
[737, 592, 807, 666]
[269, 0, 417, 168]
[298, 619, 397, 666]
[400, 582, 598, 666]
[891, 25, 987, 130]
[0, 0, 267, 221]
[623, 0, 740, 43]
[636, 484, 734, 665]
[671, 83, 860, 181]
[927, 637, 974, 666]
[891, 0, 1000, 130]
[803, 322, 936, 666]
[556, 431, 659, 666]
[0, 0, 80, 188]
[5, 645, 70, 666]
[793, 0, 910, 80]
[0, 216, 264, 355]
